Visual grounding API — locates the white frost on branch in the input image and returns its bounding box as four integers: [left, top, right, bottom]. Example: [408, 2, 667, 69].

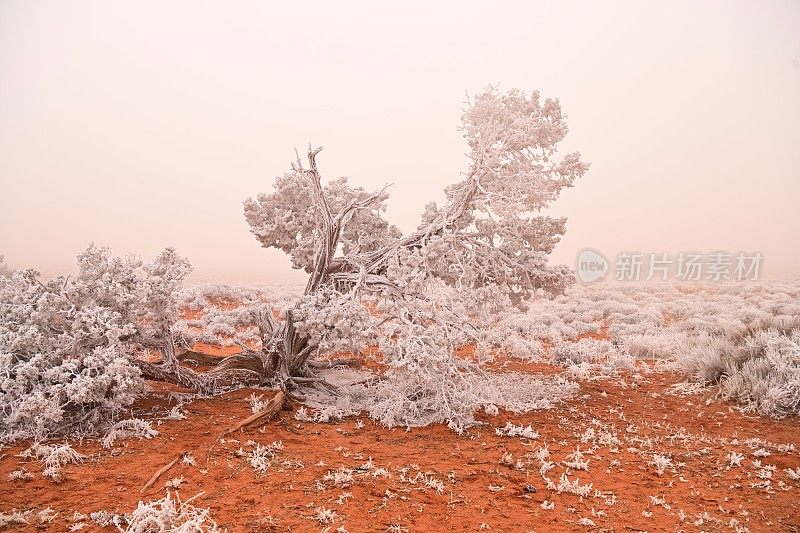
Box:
[237, 87, 588, 430]
[120, 491, 219, 532]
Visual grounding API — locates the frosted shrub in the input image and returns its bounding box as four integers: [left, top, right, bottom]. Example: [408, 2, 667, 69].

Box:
[102, 419, 159, 449]
[472, 294, 547, 361]
[247, 393, 268, 413]
[0, 255, 11, 278]
[37, 508, 58, 524]
[476, 327, 544, 361]
[564, 447, 590, 471]
[553, 339, 613, 364]
[356, 304, 578, 433]
[650, 454, 673, 476]
[8, 468, 33, 481]
[178, 283, 291, 312]
[486, 372, 579, 413]
[365, 323, 495, 433]
[172, 284, 295, 351]
[323, 467, 355, 487]
[165, 406, 187, 421]
[0, 245, 191, 440]
[727, 451, 745, 467]
[121, 491, 219, 532]
[622, 332, 688, 359]
[684, 328, 800, 418]
[0, 509, 31, 528]
[247, 441, 283, 474]
[495, 421, 540, 439]
[21, 442, 84, 479]
[317, 363, 577, 433]
[496, 281, 800, 377]
[292, 287, 378, 356]
[90, 510, 124, 528]
[313, 507, 337, 524]
[785, 467, 800, 481]
[546, 473, 593, 497]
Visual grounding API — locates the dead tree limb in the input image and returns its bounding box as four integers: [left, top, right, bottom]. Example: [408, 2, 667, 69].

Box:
[217, 390, 286, 440]
[141, 453, 183, 494]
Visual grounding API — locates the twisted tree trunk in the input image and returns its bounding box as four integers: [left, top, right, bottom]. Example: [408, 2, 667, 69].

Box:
[138, 148, 480, 391]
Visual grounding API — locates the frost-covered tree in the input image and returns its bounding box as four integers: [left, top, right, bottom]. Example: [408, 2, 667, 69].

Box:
[169, 87, 588, 420]
[1, 87, 589, 435]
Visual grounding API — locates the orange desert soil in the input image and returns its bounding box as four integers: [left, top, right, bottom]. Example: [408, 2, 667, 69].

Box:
[2, 360, 799, 532]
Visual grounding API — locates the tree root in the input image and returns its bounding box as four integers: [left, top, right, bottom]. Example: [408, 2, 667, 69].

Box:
[137, 355, 265, 392]
[175, 350, 227, 367]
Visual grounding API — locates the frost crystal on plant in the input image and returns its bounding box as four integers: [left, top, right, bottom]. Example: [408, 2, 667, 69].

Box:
[247, 441, 283, 474]
[650, 454, 673, 476]
[102, 419, 158, 449]
[0, 245, 191, 440]
[495, 422, 540, 440]
[120, 491, 219, 532]
[21, 442, 84, 479]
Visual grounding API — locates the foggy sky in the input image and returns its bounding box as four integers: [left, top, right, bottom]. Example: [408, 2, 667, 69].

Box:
[1, 0, 799, 285]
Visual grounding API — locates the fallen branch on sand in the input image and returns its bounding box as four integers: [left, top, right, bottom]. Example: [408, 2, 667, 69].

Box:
[141, 453, 184, 494]
[217, 390, 287, 440]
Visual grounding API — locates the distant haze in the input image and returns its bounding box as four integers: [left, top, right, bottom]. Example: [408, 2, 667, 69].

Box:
[1, 1, 799, 284]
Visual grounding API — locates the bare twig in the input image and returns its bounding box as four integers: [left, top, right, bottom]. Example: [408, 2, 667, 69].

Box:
[141, 453, 183, 494]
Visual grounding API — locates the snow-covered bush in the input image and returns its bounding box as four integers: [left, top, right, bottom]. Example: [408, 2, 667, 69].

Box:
[491, 281, 798, 374]
[246, 441, 283, 474]
[684, 327, 800, 417]
[0, 509, 31, 528]
[495, 421, 540, 439]
[552, 339, 613, 364]
[0, 255, 11, 279]
[121, 491, 219, 532]
[650, 454, 674, 476]
[621, 331, 688, 359]
[101, 419, 159, 448]
[476, 313, 547, 361]
[173, 284, 302, 351]
[292, 287, 378, 356]
[295, 357, 576, 433]
[0, 245, 191, 440]
[365, 322, 497, 432]
[20, 441, 84, 479]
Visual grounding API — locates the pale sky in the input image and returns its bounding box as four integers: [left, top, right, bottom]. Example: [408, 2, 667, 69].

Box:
[1, 0, 799, 284]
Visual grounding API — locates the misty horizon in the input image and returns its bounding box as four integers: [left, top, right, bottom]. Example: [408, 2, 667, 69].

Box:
[2, 1, 799, 283]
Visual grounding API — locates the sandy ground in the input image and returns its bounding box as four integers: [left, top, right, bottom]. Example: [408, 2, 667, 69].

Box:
[2, 359, 799, 532]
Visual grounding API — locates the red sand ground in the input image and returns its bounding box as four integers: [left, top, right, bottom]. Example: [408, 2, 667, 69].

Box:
[2, 363, 799, 532]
